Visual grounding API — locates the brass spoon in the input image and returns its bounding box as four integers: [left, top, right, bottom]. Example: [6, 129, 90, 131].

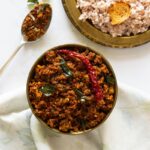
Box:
[0, 3, 52, 74]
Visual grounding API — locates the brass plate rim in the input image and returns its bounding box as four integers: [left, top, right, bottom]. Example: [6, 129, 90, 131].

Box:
[62, 0, 150, 48]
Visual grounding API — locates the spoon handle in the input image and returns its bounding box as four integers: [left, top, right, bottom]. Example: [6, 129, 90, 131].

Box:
[0, 42, 25, 75]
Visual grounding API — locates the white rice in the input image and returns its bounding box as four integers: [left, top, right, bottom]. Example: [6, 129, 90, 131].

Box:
[77, 0, 150, 37]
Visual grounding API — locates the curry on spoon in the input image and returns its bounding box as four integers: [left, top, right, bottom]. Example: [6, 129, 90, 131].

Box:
[0, 3, 52, 73]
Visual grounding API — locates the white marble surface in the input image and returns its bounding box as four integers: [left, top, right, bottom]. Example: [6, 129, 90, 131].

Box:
[0, 0, 150, 94]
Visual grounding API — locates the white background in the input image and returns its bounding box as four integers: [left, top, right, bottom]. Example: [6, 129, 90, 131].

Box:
[0, 0, 150, 94]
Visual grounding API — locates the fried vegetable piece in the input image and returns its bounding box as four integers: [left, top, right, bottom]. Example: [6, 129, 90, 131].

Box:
[108, 2, 131, 25]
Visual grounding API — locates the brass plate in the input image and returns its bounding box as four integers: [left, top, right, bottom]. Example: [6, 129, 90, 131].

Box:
[62, 0, 150, 48]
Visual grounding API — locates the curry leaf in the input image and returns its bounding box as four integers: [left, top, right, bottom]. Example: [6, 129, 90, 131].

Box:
[27, 0, 39, 4]
[74, 88, 86, 102]
[78, 119, 87, 129]
[81, 120, 87, 129]
[74, 88, 84, 98]
[40, 84, 55, 97]
[60, 58, 72, 77]
[106, 75, 115, 85]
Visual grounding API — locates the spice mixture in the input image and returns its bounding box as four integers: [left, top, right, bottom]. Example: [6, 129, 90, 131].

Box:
[28, 47, 116, 133]
[77, 0, 150, 37]
[22, 3, 51, 41]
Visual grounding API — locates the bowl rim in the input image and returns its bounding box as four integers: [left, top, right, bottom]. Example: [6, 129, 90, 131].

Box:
[26, 43, 118, 135]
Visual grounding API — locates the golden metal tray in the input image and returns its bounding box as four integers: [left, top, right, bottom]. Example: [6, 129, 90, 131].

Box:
[62, 0, 150, 48]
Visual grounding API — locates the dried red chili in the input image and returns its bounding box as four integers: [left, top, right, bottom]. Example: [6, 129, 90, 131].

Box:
[57, 49, 104, 101]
